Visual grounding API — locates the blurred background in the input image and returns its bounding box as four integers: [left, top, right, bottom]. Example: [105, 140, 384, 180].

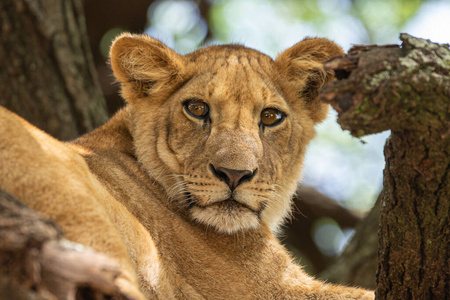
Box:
[82, 0, 450, 274]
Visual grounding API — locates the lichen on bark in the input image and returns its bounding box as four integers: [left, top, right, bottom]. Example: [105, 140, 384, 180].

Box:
[321, 34, 449, 299]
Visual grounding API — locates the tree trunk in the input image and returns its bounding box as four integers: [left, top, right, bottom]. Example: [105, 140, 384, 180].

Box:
[321, 34, 449, 299]
[0, 0, 108, 140]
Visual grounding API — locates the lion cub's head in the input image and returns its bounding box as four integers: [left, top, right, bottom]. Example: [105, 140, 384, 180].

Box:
[110, 34, 342, 234]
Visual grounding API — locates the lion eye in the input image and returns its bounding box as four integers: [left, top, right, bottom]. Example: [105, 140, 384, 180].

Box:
[261, 108, 284, 126]
[184, 99, 209, 119]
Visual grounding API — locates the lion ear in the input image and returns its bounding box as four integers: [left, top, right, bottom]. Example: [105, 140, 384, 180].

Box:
[110, 33, 185, 102]
[275, 38, 343, 122]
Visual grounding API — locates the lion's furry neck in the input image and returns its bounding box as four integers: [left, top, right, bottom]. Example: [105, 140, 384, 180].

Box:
[71, 107, 303, 297]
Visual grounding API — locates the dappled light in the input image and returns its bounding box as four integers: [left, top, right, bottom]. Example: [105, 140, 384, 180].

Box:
[312, 217, 354, 256]
[146, 0, 208, 52]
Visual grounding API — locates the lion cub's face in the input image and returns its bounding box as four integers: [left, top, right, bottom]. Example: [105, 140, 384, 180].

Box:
[110, 34, 342, 234]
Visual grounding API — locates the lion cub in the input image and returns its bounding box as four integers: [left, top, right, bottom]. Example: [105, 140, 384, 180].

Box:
[0, 33, 373, 299]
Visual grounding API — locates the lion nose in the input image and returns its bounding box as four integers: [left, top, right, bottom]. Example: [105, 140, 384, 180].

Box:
[209, 164, 256, 191]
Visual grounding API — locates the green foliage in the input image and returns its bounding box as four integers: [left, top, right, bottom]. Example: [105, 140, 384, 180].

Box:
[209, 0, 426, 46]
[350, 0, 423, 43]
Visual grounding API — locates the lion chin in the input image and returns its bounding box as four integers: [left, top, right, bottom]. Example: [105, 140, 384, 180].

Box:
[189, 198, 261, 234]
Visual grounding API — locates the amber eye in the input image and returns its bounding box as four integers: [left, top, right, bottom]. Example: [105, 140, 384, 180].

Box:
[261, 108, 284, 126]
[184, 99, 209, 119]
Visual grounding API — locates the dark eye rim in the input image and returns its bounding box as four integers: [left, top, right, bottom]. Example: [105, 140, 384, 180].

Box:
[183, 98, 210, 120]
[260, 107, 286, 127]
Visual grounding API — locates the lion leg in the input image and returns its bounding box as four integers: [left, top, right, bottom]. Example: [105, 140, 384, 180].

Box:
[282, 264, 374, 299]
[0, 107, 147, 300]
[305, 283, 374, 300]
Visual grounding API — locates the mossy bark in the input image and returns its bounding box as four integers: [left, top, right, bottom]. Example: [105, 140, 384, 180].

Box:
[321, 34, 449, 299]
[0, 0, 108, 140]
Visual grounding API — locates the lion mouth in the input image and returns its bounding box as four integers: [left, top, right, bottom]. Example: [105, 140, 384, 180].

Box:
[186, 193, 268, 234]
[186, 194, 265, 219]
[218, 199, 250, 213]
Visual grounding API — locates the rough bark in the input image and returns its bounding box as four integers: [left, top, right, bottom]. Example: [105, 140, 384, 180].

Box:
[0, 189, 137, 300]
[0, 0, 108, 140]
[321, 34, 449, 299]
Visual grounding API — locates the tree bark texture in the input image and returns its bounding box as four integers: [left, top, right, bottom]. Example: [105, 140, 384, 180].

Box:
[321, 34, 449, 299]
[0, 189, 138, 300]
[0, 0, 108, 140]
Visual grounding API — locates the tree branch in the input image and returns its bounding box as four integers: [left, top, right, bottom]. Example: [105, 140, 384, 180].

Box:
[321, 34, 449, 299]
[0, 189, 139, 300]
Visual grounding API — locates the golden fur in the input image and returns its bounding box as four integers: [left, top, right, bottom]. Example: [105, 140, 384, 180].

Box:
[0, 33, 373, 299]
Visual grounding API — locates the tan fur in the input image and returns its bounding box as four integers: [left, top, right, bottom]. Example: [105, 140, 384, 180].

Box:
[0, 33, 373, 299]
